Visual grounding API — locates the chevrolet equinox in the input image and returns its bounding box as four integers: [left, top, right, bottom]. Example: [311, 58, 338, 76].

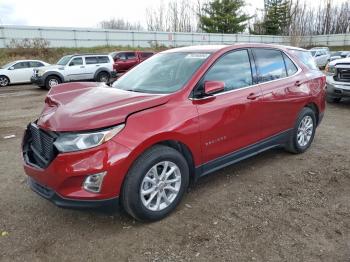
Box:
[22, 44, 326, 221]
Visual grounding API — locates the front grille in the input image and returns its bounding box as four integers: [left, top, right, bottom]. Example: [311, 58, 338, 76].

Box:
[338, 68, 350, 82]
[24, 123, 57, 168]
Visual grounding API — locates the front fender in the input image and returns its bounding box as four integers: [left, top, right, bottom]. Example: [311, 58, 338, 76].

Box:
[42, 71, 65, 82]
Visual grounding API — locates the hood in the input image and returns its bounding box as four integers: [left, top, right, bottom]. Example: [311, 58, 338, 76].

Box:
[329, 57, 350, 66]
[40, 64, 65, 71]
[37, 82, 170, 132]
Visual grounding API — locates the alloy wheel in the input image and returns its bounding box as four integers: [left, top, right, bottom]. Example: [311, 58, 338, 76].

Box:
[0, 77, 9, 87]
[49, 79, 59, 88]
[140, 161, 181, 211]
[297, 115, 314, 147]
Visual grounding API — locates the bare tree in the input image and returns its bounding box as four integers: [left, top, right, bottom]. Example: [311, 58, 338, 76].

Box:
[99, 18, 143, 31]
[146, 0, 201, 32]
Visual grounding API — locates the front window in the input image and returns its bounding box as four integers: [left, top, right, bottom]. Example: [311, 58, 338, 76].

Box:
[199, 50, 252, 93]
[112, 52, 211, 94]
[57, 56, 72, 66]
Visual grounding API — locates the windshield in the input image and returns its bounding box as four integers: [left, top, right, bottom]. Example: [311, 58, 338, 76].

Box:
[112, 52, 211, 94]
[57, 56, 72, 65]
[1, 62, 14, 69]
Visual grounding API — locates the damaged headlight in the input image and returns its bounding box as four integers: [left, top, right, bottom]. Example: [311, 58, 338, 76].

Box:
[54, 124, 125, 153]
[325, 64, 336, 75]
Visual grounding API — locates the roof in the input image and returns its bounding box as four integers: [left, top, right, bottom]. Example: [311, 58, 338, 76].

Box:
[162, 43, 306, 54]
[163, 45, 230, 53]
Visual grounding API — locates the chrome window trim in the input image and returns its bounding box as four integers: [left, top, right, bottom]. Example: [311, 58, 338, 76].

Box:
[190, 48, 302, 100]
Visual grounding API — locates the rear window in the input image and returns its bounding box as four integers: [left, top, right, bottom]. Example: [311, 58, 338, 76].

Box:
[85, 57, 98, 64]
[30, 61, 45, 67]
[253, 48, 287, 83]
[289, 50, 318, 70]
[126, 52, 136, 59]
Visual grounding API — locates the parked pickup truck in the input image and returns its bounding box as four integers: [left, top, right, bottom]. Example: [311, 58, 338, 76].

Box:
[109, 51, 154, 73]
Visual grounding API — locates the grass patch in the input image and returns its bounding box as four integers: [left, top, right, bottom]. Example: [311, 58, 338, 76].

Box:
[0, 45, 166, 66]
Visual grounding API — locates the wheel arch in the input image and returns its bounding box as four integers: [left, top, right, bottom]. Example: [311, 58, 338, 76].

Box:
[304, 102, 319, 125]
[0, 74, 10, 84]
[122, 137, 198, 186]
[43, 72, 64, 82]
[94, 68, 111, 80]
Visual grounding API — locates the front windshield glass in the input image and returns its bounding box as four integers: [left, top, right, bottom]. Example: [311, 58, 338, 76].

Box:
[112, 52, 211, 94]
[57, 56, 72, 65]
[1, 62, 13, 69]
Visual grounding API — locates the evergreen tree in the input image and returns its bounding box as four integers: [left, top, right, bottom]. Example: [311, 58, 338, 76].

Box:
[198, 0, 251, 33]
[263, 0, 291, 35]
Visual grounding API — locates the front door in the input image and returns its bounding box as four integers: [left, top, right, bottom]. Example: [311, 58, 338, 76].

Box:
[9, 61, 32, 83]
[66, 57, 85, 81]
[193, 49, 263, 163]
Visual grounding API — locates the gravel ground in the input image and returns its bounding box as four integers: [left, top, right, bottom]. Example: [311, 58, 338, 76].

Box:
[0, 84, 349, 262]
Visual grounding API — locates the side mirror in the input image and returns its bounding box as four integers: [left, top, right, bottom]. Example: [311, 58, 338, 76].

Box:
[69, 62, 75, 66]
[8, 66, 14, 70]
[204, 81, 225, 95]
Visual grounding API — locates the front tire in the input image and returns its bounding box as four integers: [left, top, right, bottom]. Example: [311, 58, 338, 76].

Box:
[0, 76, 9, 87]
[45, 75, 61, 90]
[121, 145, 189, 221]
[285, 107, 316, 154]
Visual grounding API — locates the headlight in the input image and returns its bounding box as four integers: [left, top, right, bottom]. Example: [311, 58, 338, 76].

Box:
[325, 64, 336, 75]
[37, 69, 44, 76]
[54, 124, 125, 153]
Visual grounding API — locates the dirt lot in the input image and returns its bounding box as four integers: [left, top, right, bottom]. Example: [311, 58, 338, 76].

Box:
[0, 84, 349, 262]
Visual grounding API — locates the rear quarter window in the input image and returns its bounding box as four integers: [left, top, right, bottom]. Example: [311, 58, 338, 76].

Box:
[98, 56, 110, 63]
[289, 50, 318, 70]
[282, 53, 298, 76]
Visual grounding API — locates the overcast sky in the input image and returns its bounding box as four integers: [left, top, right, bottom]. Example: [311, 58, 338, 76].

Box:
[0, 0, 347, 29]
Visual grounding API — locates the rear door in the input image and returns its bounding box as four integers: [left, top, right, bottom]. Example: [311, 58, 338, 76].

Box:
[252, 48, 302, 139]
[84, 56, 100, 79]
[123, 52, 139, 71]
[194, 49, 263, 163]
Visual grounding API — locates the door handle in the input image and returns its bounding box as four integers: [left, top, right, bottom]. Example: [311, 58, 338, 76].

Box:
[80, 66, 85, 68]
[96, 64, 100, 67]
[247, 93, 261, 100]
[295, 80, 304, 86]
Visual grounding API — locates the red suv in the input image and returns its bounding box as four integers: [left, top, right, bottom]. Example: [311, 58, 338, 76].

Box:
[22, 44, 326, 221]
[110, 51, 154, 73]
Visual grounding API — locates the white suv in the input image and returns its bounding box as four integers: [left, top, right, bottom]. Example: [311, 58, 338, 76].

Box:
[309, 48, 331, 68]
[31, 54, 115, 89]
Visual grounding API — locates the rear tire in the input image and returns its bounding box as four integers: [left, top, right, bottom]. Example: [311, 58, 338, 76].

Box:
[285, 107, 316, 154]
[45, 75, 61, 90]
[121, 145, 189, 222]
[0, 76, 9, 87]
[96, 72, 110, 83]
